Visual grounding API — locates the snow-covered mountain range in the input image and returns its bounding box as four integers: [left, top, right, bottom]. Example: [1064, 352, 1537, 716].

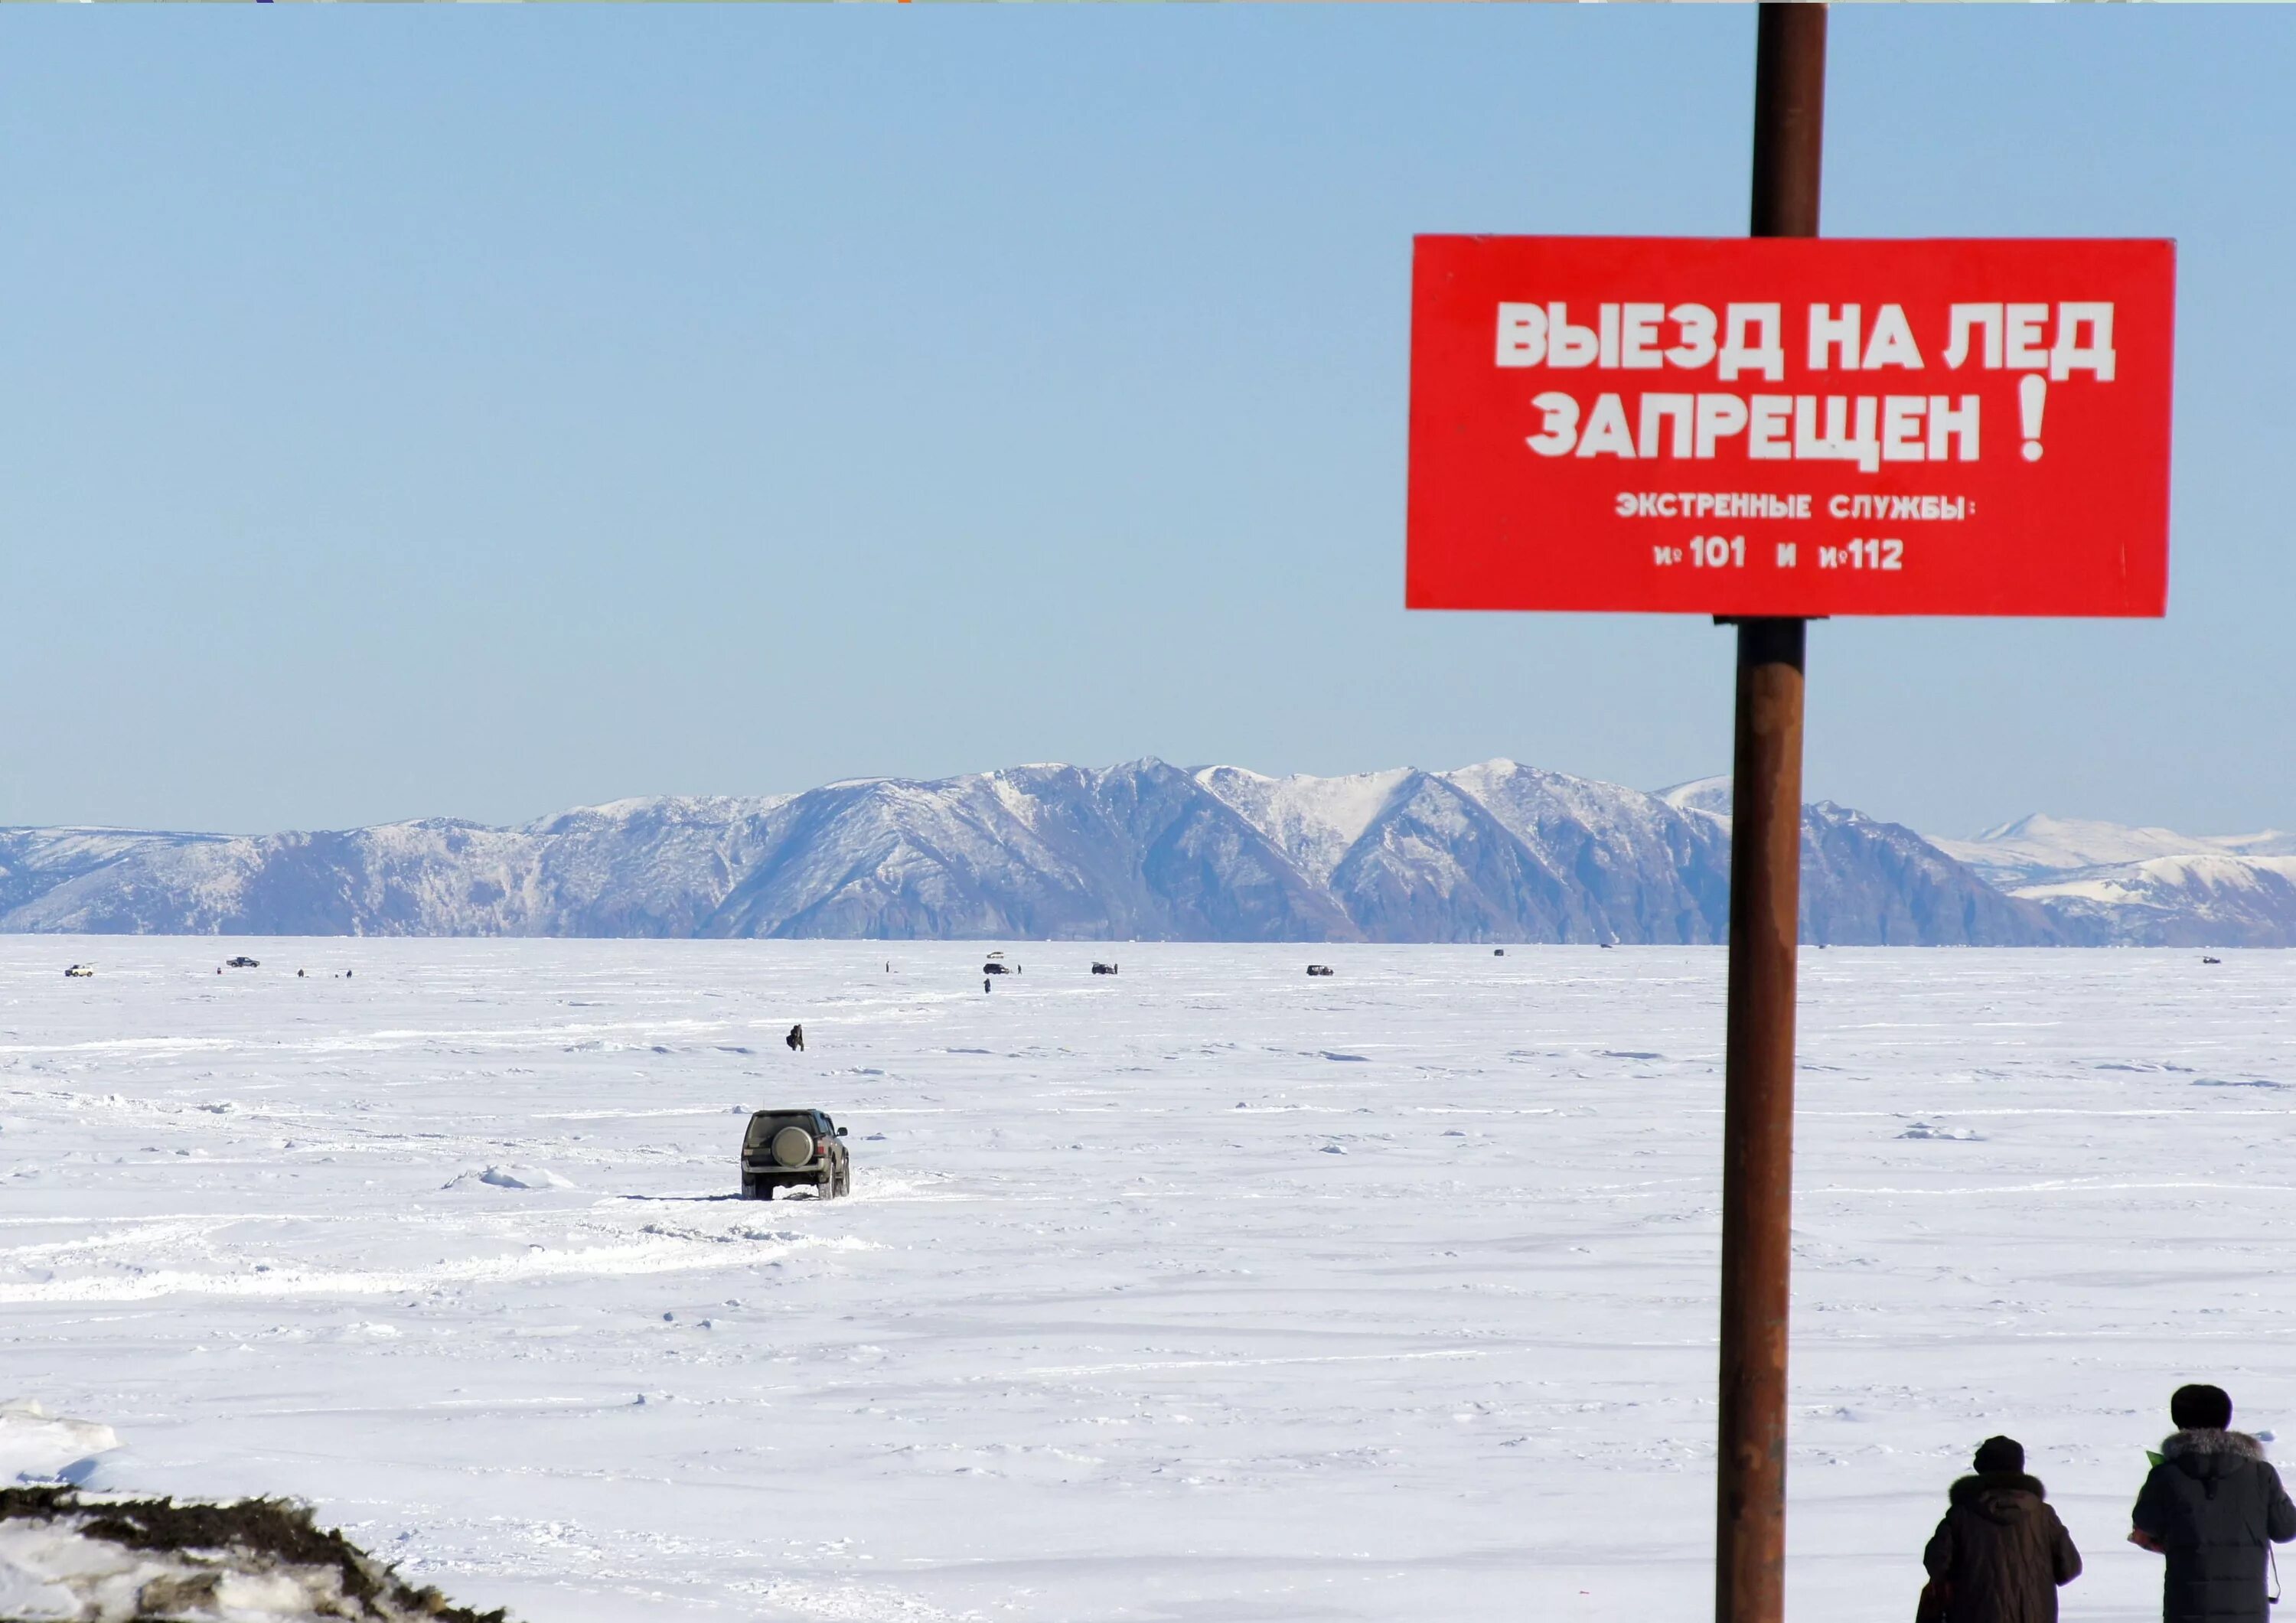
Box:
[1936, 813, 2296, 947]
[4, 762, 2281, 944]
[1, 759, 2053, 945]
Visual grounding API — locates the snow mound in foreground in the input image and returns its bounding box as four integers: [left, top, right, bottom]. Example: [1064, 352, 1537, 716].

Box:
[442, 1165, 573, 1191]
[0, 1488, 505, 1621]
[0, 1403, 121, 1488]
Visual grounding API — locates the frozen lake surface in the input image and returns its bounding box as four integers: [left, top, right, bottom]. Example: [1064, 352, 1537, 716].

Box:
[2, 939, 2291, 1621]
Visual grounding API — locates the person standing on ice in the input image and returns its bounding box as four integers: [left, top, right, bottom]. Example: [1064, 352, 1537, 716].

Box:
[2130, 1383, 2296, 1622]
[1919, 1436, 2082, 1623]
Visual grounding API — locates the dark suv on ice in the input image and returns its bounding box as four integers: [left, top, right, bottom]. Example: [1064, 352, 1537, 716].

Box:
[740, 1109, 851, 1200]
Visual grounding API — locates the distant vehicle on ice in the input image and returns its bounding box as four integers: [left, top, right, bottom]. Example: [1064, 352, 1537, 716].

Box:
[983, 961, 1010, 976]
[1306, 964, 1334, 977]
[740, 1109, 850, 1201]
[1091, 962, 1119, 976]
[64, 963, 94, 979]
[223, 956, 260, 969]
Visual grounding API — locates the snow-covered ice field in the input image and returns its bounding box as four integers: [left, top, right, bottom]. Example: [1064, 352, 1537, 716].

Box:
[3, 939, 2292, 1621]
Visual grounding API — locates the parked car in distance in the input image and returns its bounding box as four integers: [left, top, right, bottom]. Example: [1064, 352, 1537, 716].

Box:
[1306, 964, 1335, 977]
[740, 1108, 851, 1200]
[64, 963, 94, 979]
[224, 956, 260, 969]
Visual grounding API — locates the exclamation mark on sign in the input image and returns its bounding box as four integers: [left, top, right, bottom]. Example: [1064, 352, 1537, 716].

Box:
[2019, 374, 2047, 462]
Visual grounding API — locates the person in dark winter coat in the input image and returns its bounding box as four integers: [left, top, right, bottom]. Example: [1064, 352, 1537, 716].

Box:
[2131, 1384, 2296, 1623]
[1923, 1436, 2082, 1623]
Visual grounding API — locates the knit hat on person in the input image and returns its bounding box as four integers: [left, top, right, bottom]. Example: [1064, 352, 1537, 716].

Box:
[2171, 1384, 2234, 1431]
[1973, 1436, 2026, 1475]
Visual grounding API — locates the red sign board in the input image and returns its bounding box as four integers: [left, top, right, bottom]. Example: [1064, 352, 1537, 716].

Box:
[1406, 236, 2174, 616]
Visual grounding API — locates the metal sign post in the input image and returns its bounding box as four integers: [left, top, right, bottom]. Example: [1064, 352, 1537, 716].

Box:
[1716, 12, 1823, 1623]
[1401, 8, 2174, 1618]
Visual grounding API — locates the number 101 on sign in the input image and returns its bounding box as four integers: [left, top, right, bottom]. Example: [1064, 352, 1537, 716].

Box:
[1655, 534, 1746, 568]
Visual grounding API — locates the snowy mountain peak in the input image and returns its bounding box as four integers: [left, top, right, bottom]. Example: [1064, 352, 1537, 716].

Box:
[1936, 812, 2296, 888]
[1195, 764, 1420, 885]
[1656, 777, 1734, 820]
[1917, 810, 2296, 945]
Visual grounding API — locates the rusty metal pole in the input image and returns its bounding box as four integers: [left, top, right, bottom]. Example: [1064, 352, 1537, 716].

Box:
[1717, 8, 1823, 1623]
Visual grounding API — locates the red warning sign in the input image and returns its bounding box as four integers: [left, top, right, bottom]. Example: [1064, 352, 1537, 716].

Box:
[1405, 236, 2175, 616]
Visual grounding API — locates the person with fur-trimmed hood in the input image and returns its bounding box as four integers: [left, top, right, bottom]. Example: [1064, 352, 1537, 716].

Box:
[1922, 1436, 2082, 1623]
[2130, 1383, 2296, 1623]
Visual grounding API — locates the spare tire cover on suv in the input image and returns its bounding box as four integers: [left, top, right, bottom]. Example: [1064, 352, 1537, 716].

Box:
[770, 1125, 815, 1168]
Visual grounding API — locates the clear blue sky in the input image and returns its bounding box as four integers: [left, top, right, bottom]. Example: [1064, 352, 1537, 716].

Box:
[5, 6, 2290, 839]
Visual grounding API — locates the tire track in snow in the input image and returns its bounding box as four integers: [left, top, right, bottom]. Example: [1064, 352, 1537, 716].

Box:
[0, 1230, 878, 1305]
